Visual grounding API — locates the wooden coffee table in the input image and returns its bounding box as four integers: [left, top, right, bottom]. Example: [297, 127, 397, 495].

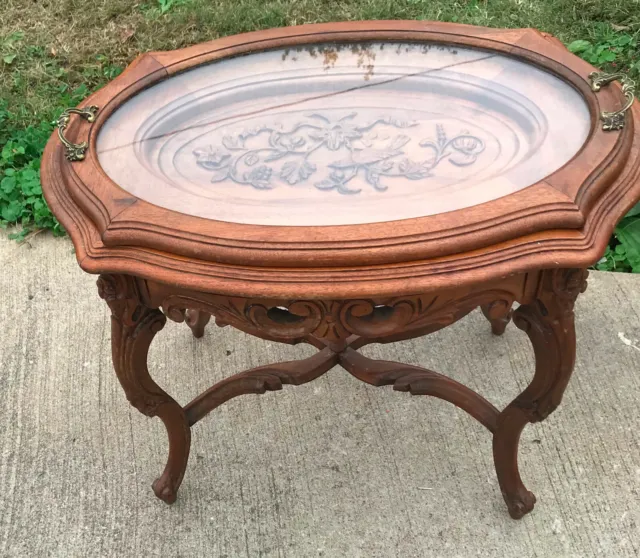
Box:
[41, 21, 639, 519]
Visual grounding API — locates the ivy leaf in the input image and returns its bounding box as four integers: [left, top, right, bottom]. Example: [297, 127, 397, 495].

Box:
[209, 168, 230, 183]
[567, 40, 591, 54]
[1, 200, 23, 221]
[329, 159, 356, 169]
[222, 135, 244, 149]
[388, 134, 411, 151]
[615, 219, 640, 272]
[314, 179, 338, 191]
[1, 176, 16, 195]
[624, 202, 640, 218]
[598, 50, 616, 63]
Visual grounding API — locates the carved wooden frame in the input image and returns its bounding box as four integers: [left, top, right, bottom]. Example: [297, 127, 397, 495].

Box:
[97, 268, 587, 519]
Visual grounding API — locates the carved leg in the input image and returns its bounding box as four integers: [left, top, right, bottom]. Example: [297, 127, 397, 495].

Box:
[185, 309, 211, 338]
[493, 269, 587, 519]
[481, 300, 513, 336]
[98, 275, 190, 504]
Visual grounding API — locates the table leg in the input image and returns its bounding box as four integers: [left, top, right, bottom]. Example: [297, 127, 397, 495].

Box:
[492, 269, 587, 519]
[97, 275, 191, 504]
[185, 309, 211, 338]
[481, 300, 513, 336]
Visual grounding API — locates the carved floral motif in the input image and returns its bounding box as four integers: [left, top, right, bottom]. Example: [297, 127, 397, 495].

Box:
[160, 289, 516, 345]
[194, 113, 485, 194]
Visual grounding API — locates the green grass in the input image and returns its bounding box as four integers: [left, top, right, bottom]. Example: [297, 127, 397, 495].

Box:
[1, 0, 640, 263]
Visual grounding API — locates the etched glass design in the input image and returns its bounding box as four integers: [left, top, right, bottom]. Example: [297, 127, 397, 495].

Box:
[97, 42, 591, 226]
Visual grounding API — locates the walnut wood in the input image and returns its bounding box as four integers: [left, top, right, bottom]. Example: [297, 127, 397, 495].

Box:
[185, 309, 210, 339]
[184, 347, 338, 426]
[41, 21, 640, 300]
[339, 348, 499, 432]
[97, 274, 190, 504]
[90, 267, 589, 518]
[481, 300, 514, 336]
[493, 268, 587, 518]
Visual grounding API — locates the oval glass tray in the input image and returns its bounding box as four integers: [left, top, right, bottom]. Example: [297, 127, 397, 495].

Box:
[42, 21, 639, 293]
[97, 42, 590, 226]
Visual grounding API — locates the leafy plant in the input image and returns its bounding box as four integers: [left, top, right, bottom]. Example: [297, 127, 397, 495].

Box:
[1, 31, 24, 66]
[0, 85, 90, 239]
[568, 28, 640, 273]
[567, 35, 633, 66]
[145, 0, 191, 15]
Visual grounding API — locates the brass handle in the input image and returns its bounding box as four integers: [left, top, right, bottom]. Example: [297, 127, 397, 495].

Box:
[57, 105, 99, 161]
[589, 72, 635, 131]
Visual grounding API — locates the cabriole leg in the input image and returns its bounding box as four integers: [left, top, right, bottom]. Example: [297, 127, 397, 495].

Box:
[493, 269, 587, 519]
[98, 274, 191, 504]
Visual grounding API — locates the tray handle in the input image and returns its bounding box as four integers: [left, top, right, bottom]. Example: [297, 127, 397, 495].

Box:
[589, 71, 635, 131]
[57, 105, 99, 161]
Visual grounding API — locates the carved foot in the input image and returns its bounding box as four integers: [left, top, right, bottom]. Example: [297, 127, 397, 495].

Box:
[481, 300, 513, 336]
[503, 487, 536, 519]
[185, 309, 211, 338]
[152, 474, 179, 504]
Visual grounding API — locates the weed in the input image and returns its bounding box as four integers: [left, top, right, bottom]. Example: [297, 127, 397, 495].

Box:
[0, 85, 89, 239]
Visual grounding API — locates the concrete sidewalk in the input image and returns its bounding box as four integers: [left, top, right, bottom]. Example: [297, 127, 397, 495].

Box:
[1, 233, 639, 557]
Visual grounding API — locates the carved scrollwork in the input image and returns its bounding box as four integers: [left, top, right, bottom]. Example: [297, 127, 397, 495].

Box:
[98, 274, 170, 416]
[550, 268, 589, 309]
[158, 287, 520, 346]
[184, 347, 338, 426]
[493, 268, 587, 519]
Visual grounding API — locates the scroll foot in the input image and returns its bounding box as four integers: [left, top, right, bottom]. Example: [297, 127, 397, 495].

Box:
[504, 487, 537, 519]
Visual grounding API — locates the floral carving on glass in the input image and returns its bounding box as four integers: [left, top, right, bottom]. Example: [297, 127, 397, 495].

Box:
[194, 113, 485, 194]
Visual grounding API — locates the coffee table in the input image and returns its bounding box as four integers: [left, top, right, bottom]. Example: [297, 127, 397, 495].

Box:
[41, 21, 639, 519]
